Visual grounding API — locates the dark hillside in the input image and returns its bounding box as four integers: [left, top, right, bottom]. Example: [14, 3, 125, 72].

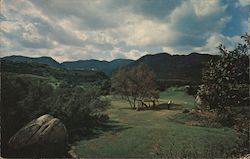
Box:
[132, 52, 218, 84]
[61, 59, 134, 75]
[2, 55, 61, 68]
[1, 61, 108, 85]
[1, 55, 134, 76]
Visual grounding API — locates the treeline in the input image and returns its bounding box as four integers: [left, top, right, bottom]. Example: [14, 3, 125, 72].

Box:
[1, 61, 109, 85]
[156, 79, 199, 91]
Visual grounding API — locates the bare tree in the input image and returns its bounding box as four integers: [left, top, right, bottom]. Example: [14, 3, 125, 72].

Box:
[112, 64, 159, 110]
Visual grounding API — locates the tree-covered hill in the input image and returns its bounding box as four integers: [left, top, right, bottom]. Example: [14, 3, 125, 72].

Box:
[61, 59, 134, 75]
[1, 61, 109, 86]
[2, 55, 61, 68]
[131, 52, 219, 84]
[1, 55, 134, 76]
[1, 52, 218, 84]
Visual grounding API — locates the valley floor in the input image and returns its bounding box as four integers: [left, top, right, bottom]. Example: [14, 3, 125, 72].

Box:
[72, 87, 236, 158]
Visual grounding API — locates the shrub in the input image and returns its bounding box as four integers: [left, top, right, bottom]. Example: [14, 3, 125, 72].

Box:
[1, 74, 54, 156]
[1, 73, 110, 156]
[186, 85, 199, 96]
[182, 109, 190, 113]
[198, 34, 249, 117]
[47, 85, 110, 133]
[197, 33, 250, 156]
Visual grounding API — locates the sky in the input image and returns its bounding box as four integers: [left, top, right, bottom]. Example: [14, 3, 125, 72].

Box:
[0, 0, 249, 62]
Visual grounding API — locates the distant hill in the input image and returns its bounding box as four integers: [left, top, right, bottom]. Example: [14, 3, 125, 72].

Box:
[1, 61, 108, 86]
[2, 55, 61, 68]
[61, 59, 134, 75]
[1, 55, 134, 76]
[132, 52, 219, 84]
[1, 53, 218, 83]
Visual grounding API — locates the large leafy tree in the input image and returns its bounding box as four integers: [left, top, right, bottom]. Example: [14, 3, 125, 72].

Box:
[198, 34, 249, 114]
[112, 64, 159, 110]
[197, 34, 249, 155]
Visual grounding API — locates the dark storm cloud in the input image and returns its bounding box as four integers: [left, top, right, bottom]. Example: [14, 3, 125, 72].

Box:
[132, 0, 182, 20]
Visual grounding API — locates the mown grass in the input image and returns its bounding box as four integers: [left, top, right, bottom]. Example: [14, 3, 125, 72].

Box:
[73, 87, 236, 158]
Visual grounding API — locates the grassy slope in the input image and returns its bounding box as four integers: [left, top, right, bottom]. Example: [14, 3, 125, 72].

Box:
[73, 87, 236, 158]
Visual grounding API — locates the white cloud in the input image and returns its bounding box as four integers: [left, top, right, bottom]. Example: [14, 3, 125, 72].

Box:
[0, 0, 248, 62]
[192, 34, 242, 54]
[126, 49, 148, 60]
[191, 0, 227, 17]
[110, 47, 148, 60]
[110, 47, 126, 59]
[236, 0, 250, 7]
[162, 33, 242, 55]
[120, 17, 178, 46]
[162, 47, 178, 55]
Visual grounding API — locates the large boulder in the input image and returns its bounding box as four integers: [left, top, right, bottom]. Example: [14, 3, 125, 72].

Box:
[7, 114, 68, 157]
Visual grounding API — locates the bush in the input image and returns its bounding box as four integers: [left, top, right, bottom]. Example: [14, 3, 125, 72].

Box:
[186, 85, 199, 96]
[197, 34, 250, 156]
[47, 85, 110, 131]
[1, 74, 54, 156]
[182, 109, 190, 113]
[1, 73, 110, 157]
[198, 35, 249, 116]
[233, 117, 250, 156]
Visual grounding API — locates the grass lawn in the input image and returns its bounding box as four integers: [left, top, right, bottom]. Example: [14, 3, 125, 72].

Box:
[73, 87, 237, 158]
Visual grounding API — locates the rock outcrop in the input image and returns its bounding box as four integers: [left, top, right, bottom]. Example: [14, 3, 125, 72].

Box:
[7, 114, 68, 157]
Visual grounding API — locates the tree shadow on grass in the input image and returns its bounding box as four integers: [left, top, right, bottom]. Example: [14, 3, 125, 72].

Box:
[118, 103, 183, 111]
[151, 103, 183, 111]
[134, 103, 182, 111]
[69, 120, 132, 142]
[119, 107, 135, 110]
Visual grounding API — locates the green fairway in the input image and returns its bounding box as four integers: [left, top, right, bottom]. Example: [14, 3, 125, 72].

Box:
[73, 87, 236, 158]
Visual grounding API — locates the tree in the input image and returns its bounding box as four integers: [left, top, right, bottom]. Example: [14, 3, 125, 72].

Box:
[1, 73, 111, 157]
[198, 34, 249, 115]
[47, 85, 110, 132]
[1, 74, 54, 156]
[197, 33, 249, 156]
[112, 64, 159, 110]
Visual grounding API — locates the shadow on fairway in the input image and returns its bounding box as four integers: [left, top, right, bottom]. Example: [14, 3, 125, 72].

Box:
[152, 103, 182, 110]
[70, 120, 132, 142]
[118, 103, 182, 111]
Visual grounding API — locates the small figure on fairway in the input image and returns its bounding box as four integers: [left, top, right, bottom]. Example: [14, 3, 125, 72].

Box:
[167, 100, 172, 110]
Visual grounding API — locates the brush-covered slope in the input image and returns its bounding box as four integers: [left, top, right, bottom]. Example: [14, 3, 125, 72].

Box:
[132, 52, 218, 83]
[2, 55, 61, 68]
[61, 59, 134, 75]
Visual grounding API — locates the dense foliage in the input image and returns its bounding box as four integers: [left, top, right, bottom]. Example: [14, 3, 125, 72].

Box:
[198, 35, 249, 115]
[133, 53, 217, 83]
[1, 71, 110, 156]
[2, 55, 134, 76]
[197, 34, 249, 156]
[186, 85, 200, 96]
[2, 61, 109, 86]
[61, 59, 134, 75]
[48, 85, 110, 131]
[112, 64, 159, 110]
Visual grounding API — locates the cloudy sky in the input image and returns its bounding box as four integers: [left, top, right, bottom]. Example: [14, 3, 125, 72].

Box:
[0, 0, 249, 62]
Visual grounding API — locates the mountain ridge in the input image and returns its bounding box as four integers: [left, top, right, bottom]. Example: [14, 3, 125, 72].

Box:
[1, 53, 218, 81]
[1, 55, 135, 75]
[133, 52, 218, 83]
[1, 55, 61, 68]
